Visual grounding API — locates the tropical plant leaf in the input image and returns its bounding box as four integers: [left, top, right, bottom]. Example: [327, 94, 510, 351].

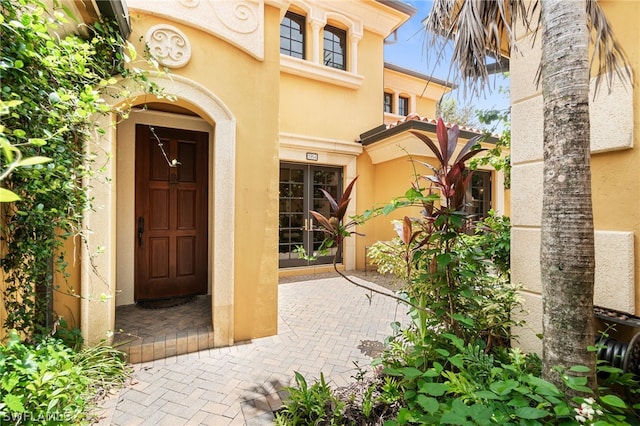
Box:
[515, 407, 550, 420]
[446, 123, 459, 163]
[0, 187, 20, 202]
[454, 135, 482, 164]
[17, 156, 52, 166]
[436, 118, 450, 165]
[410, 131, 444, 166]
[309, 210, 333, 233]
[599, 394, 626, 409]
[414, 160, 439, 175]
[456, 148, 487, 166]
[4, 393, 25, 412]
[319, 188, 338, 213]
[335, 176, 358, 220]
[401, 216, 412, 245]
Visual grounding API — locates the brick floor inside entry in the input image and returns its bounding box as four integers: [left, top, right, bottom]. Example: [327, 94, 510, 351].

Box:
[114, 295, 214, 364]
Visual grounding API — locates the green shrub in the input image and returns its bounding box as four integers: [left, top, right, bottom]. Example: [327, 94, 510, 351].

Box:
[381, 345, 637, 425]
[275, 372, 344, 425]
[0, 330, 130, 425]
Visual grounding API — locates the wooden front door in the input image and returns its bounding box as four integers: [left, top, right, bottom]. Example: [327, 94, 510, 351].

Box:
[135, 125, 208, 301]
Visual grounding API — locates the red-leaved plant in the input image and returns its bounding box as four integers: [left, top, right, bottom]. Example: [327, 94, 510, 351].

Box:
[311, 118, 498, 347]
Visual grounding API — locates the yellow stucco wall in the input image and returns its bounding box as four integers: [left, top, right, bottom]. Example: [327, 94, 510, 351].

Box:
[129, 7, 281, 342]
[594, 0, 640, 313]
[233, 5, 280, 341]
[51, 237, 81, 332]
[280, 29, 385, 140]
[510, 0, 639, 353]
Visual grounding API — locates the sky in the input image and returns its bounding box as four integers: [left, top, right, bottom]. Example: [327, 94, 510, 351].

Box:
[383, 0, 510, 126]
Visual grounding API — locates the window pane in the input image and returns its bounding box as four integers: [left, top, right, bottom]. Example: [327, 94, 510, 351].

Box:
[465, 170, 492, 220]
[399, 96, 409, 116]
[280, 11, 305, 59]
[384, 93, 392, 113]
[323, 25, 346, 70]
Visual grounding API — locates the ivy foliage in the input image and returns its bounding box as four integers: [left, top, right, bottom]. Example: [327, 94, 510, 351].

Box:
[0, 0, 164, 338]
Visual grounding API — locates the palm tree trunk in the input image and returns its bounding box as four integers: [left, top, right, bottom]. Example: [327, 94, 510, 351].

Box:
[540, 0, 596, 392]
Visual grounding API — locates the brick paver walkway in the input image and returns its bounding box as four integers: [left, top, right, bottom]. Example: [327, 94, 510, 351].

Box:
[97, 276, 407, 425]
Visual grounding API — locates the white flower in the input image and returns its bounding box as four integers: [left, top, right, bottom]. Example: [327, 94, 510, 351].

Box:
[574, 397, 598, 423]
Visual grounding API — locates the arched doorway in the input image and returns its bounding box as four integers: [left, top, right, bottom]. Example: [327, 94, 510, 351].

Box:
[80, 75, 236, 349]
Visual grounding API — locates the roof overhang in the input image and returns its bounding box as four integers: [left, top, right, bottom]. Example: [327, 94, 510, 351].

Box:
[359, 118, 498, 164]
[376, 0, 417, 18]
[384, 62, 455, 89]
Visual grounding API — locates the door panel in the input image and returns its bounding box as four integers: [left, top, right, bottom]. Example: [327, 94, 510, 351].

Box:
[278, 163, 342, 268]
[135, 125, 208, 301]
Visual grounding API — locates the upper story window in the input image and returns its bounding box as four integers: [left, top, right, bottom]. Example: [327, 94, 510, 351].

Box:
[398, 96, 409, 116]
[323, 25, 346, 70]
[280, 11, 306, 59]
[384, 93, 393, 113]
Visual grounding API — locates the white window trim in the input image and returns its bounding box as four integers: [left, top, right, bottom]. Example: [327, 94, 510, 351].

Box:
[280, 54, 364, 89]
[280, 3, 364, 88]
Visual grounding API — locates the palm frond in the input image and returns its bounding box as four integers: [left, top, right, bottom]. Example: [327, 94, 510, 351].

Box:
[424, 0, 632, 95]
[424, 0, 537, 95]
[586, 0, 633, 95]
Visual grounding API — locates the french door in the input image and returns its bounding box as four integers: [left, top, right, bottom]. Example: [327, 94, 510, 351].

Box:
[279, 163, 343, 268]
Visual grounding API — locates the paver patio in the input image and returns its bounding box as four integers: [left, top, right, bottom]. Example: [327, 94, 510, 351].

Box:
[97, 275, 408, 425]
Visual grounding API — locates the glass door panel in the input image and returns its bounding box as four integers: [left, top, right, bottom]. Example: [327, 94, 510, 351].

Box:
[311, 167, 340, 263]
[279, 163, 342, 268]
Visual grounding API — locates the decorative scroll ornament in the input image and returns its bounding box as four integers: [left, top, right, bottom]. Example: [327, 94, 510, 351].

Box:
[177, 0, 199, 7]
[211, 1, 259, 34]
[145, 25, 192, 69]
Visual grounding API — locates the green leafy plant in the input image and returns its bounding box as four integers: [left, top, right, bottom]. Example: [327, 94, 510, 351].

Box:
[0, 0, 166, 338]
[460, 211, 511, 279]
[352, 119, 520, 356]
[275, 372, 344, 425]
[51, 317, 84, 351]
[471, 85, 511, 189]
[380, 345, 637, 425]
[0, 330, 130, 424]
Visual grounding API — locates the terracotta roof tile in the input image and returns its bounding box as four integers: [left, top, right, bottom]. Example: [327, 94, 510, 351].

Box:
[387, 114, 499, 137]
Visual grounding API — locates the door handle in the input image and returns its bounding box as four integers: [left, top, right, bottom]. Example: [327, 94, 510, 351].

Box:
[138, 217, 144, 246]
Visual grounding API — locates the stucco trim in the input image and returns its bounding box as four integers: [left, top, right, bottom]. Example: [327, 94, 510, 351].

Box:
[279, 132, 363, 156]
[128, 0, 264, 61]
[280, 54, 364, 89]
[590, 66, 635, 153]
[82, 74, 236, 348]
[512, 228, 636, 319]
